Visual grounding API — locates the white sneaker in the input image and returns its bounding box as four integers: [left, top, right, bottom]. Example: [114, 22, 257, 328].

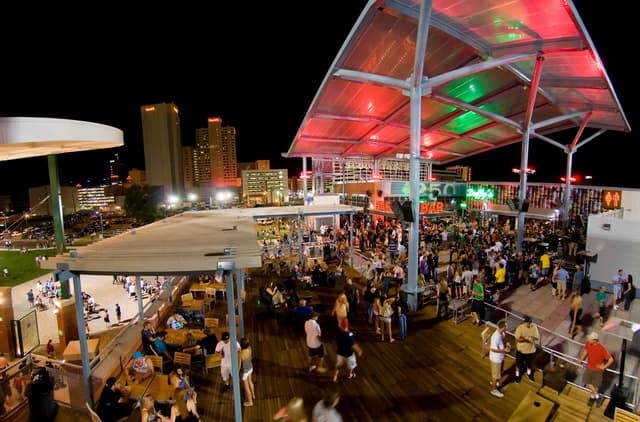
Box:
[491, 389, 504, 398]
[614, 305, 620, 311]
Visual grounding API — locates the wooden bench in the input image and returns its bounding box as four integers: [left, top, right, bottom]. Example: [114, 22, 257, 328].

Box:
[507, 390, 554, 422]
[615, 407, 640, 422]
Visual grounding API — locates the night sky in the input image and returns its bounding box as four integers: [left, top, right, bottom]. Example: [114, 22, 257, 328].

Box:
[0, 1, 637, 208]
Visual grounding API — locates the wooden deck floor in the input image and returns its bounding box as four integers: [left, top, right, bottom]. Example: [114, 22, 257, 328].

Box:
[10, 265, 616, 421]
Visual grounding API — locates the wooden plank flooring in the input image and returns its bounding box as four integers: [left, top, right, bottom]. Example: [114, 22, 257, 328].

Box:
[6, 264, 619, 421]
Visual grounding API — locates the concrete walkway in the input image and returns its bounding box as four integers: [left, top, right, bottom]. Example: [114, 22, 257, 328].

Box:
[10, 272, 153, 348]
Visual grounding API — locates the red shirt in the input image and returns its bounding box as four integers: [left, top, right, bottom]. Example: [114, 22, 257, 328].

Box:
[585, 341, 612, 371]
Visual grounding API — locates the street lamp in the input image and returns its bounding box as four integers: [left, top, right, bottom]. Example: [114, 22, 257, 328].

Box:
[95, 211, 104, 239]
[512, 167, 536, 175]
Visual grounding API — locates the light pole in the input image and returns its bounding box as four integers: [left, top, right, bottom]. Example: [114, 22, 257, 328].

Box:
[96, 211, 104, 239]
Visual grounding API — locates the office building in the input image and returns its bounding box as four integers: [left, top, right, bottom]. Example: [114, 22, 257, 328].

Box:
[242, 169, 288, 206]
[182, 145, 195, 190]
[208, 117, 239, 188]
[140, 102, 184, 199]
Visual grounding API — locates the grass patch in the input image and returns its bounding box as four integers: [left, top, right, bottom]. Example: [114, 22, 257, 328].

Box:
[0, 249, 57, 287]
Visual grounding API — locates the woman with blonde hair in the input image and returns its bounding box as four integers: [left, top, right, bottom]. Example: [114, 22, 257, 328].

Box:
[569, 292, 583, 339]
[331, 293, 349, 327]
[272, 396, 308, 422]
[379, 295, 396, 342]
[140, 394, 167, 422]
[169, 387, 200, 422]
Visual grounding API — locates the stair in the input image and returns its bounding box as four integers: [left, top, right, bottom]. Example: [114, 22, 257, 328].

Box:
[538, 385, 596, 421]
[538, 384, 615, 421]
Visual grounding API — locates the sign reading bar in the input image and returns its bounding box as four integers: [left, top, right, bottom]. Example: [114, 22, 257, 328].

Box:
[375, 200, 445, 215]
[602, 190, 622, 210]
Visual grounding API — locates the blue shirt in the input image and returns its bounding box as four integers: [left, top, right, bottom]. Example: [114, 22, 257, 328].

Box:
[153, 338, 168, 355]
[556, 268, 569, 282]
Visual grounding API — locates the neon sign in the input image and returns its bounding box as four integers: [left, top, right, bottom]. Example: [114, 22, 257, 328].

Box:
[466, 186, 495, 201]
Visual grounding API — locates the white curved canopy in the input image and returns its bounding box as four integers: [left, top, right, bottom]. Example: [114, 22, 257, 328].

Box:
[0, 117, 123, 161]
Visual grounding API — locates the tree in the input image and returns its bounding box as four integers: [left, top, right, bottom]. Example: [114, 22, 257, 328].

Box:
[123, 184, 161, 224]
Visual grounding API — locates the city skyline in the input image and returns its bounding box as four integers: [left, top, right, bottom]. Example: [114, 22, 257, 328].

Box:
[0, 1, 637, 205]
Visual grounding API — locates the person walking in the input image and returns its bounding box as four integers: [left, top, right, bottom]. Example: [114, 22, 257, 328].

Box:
[470, 277, 485, 326]
[514, 315, 539, 383]
[332, 318, 363, 382]
[623, 274, 635, 311]
[273, 396, 308, 422]
[569, 292, 583, 339]
[215, 331, 241, 393]
[304, 312, 327, 373]
[103, 309, 111, 327]
[579, 332, 614, 407]
[489, 320, 510, 398]
[436, 277, 451, 320]
[555, 262, 569, 300]
[595, 286, 608, 326]
[395, 291, 408, 339]
[612, 269, 625, 310]
[312, 391, 342, 422]
[115, 303, 122, 323]
[331, 293, 349, 328]
[573, 264, 586, 295]
[27, 289, 35, 308]
[240, 337, 255, 407]
[343, 278, 359, 322]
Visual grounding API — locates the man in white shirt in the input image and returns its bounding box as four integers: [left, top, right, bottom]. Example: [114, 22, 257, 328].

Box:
[304, 312, 327, 373]
[215, 331, 241, 393]
[489, 320, 511, 398]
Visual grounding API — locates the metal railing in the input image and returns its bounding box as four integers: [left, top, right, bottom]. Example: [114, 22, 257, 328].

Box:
[483, 302, 639, 411]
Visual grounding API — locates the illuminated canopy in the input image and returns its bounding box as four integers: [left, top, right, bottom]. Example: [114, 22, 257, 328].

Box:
[286, 0, 630, 163]
[0, 117, 123, 161]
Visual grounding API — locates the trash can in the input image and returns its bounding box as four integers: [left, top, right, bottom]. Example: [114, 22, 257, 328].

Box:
[25, 367, 57, 421]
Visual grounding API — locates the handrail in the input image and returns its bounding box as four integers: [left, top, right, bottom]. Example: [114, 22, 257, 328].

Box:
[485, 301, 639, 411]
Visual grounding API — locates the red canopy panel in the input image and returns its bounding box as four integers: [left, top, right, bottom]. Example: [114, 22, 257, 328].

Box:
[287, 0, 630, 165]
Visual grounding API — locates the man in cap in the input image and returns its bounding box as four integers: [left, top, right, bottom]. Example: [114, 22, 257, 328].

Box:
[579, 332, 613, 407]
[514, 315, 539, 382]
[126, 350, 154, 384]
[215, 331, 241, 393]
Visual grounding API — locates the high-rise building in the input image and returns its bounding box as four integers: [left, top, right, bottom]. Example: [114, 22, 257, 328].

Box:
[194, 127, 210, 187]
[208, 117, 239, 188]
[182, 145, 195, 190]
[221, 126, 239, 187]
[140, 102, 184, 199]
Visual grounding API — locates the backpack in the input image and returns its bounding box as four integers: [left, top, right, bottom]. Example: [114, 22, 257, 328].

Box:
[381, 301, 394, 318]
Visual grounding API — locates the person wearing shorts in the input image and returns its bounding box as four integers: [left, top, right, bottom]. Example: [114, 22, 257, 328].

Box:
[215, 331, 241, 393]
[579, 332, 613, 407]
[240, 337, 255, 407]
[489, 320, 510, 398]
[333, 318, 362, 382]
[305, 312, 327, 373]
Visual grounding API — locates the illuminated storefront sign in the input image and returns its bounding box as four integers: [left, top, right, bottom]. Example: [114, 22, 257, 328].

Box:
[466, 186, 495, 201]
[388, 181, 467, 199]
[375, 200, 445, 215]
[602, 190, 622, 210]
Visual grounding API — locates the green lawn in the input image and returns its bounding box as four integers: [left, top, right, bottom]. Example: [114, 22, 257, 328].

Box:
[0, 249, 57, 287]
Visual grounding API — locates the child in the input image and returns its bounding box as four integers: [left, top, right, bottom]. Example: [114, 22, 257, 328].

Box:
[596, 286, 607, 326]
